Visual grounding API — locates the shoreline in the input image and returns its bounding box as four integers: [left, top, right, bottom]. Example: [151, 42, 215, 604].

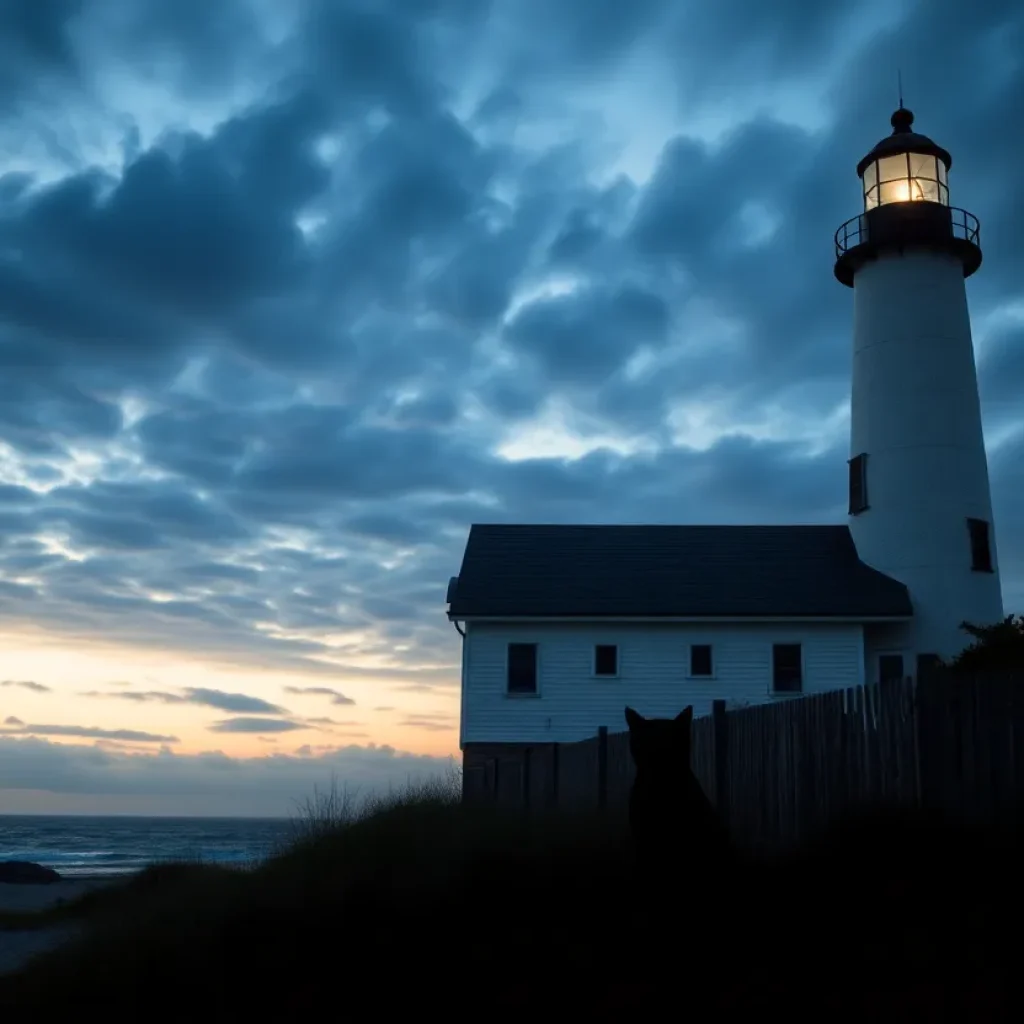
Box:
[0, 877, 121, 915]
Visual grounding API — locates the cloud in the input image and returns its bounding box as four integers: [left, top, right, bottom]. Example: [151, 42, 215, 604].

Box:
[0, 723, 178, 743]
[208, 717, 304, 734]
[284, 687, 356, 706]
[0, 0, 1022, 814]
[401, 715, 458, 733]
[80, 689, 186, 702]
[0, 680, 52, 692]
[0, 734, 455, 816]
[182, 687, 287, 714]
[82, 687, 288, 714]
[5, 716, 24, 726]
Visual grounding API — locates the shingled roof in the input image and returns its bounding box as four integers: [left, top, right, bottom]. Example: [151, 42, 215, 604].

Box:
[446, 524, 912, 619]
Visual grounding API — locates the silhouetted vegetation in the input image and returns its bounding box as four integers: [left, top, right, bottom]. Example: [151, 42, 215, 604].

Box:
[1, 764, 1021, 1014]
[944, 614, 1024, 674]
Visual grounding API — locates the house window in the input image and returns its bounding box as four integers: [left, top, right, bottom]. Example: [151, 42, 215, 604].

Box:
[967, 518, 993, 573]
[878, 654, 904, 683]
[594, 644, 618, 676]
[689, 644, 713, 677]
[507, 643, 538, 695]
[772, 644, 803, 693]
[848, 453, 868, 515]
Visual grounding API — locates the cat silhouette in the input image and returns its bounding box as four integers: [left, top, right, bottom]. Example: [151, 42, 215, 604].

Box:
[625, 705, 731, 871]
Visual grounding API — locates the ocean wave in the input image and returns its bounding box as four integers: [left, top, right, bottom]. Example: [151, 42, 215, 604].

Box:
[0, 815, 294, 877]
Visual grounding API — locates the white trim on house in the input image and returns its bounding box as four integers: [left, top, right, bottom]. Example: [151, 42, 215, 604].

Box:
[459, 622, 469, 748]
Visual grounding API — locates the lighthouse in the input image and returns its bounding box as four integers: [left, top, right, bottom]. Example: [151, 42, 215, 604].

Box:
[834, 105, 1004, 672]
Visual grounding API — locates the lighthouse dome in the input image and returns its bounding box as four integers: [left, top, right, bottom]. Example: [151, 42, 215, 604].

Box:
[856, 106, 952, 178]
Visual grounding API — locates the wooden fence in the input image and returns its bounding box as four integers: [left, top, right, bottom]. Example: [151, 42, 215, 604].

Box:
[462, 670, 1024, 848]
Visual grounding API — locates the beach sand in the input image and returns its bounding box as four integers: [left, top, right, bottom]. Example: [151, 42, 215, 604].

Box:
[0, 878, 114, 915]
[0, 878, 118, 976]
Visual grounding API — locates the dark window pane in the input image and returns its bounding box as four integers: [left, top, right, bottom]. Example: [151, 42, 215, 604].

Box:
[507, 643, 537, 694]
[772, 644, 803, 693]
[690, 644, 713, 676]
[594, 644, 618, 676]
[848, 453, 868, 515]
[967, 518, 993, 573]
[878, 654, 904, 683]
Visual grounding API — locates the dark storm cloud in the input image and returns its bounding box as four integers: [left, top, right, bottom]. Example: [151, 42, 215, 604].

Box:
[4, 95, 329, 328]
[0, 0, 82, 103]
[0, 722, 177, 743]
[208, 717, 304, 734]
[38, 481, 254, 548]
[284, 687, 355, 706]
[1, 680, 52, 693]
[0, 0, 1020, 778]
[504, 284, 671, 386]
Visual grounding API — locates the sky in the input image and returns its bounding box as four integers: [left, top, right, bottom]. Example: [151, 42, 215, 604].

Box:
[0, 0, 1021, 817]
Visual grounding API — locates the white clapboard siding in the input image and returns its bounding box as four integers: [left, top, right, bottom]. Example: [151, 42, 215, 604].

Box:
[460, 620, 865, 745]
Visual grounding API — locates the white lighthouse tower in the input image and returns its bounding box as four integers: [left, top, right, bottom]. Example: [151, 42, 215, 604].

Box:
[834, 105, 1004, 676]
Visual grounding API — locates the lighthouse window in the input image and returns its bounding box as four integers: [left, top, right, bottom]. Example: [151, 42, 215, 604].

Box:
[848, 453, 868, 515]
[967, 518, 993, 573]
[909, 153, 942, 203]
[877, 154, 911, 206]
[865, 152, 947, 208]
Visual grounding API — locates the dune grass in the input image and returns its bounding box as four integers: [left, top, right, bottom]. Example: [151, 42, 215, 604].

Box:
[0, 760, 464, 933]
[0, 769, 1021, 1014]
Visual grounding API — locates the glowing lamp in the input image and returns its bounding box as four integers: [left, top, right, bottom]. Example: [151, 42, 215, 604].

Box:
[858, 106, 950, 210]
[834, 106, 980, 287]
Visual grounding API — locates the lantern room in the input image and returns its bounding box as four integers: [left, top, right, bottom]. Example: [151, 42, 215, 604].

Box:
[833, 106, 981, 288]
[857, 107, 951, 210]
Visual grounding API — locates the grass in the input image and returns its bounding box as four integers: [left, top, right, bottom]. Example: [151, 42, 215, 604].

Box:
[0, 769, 1022, 1015]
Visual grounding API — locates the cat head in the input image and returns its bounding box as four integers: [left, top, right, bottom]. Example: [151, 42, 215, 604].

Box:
[624, 705, 693, 773]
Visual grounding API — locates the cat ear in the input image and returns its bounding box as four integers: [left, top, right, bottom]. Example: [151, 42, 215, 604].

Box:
[625, 706, 644, 730]
[675, 706, 693, 726]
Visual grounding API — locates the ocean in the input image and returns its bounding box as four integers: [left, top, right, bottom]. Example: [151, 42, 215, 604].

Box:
[0, 815, 299, 878]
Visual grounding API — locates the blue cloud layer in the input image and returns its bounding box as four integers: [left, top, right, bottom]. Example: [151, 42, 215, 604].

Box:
[0, 1, 1021, 805]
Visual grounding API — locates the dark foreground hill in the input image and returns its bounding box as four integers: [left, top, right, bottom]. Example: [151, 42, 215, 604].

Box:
[0, 795, 1020, 1017]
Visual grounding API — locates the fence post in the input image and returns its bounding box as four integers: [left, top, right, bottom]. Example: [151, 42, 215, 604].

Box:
[712, 699, 730, 824]
[551, 743, 560, 809]
[523, 746, 532, 812]
[597, 726, 609, 811]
